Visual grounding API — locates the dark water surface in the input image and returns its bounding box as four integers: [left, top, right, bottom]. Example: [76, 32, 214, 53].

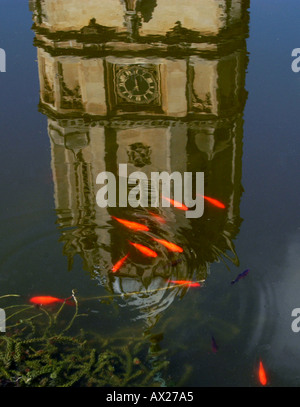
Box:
[0, 0, 300, 387]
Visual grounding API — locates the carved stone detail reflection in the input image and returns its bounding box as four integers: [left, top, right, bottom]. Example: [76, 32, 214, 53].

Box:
[127, 142, 152, 168]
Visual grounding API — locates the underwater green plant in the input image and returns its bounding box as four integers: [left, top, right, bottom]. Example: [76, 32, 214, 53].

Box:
[0, 292, 170, 387]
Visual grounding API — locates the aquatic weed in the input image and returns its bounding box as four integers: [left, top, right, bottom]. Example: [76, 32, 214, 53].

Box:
[0, 292, 170, 387]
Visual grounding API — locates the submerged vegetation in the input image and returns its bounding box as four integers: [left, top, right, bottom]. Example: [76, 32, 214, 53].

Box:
[0, 292, 170, 387]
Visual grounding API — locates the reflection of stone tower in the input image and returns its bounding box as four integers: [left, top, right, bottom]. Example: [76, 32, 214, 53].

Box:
[32, 0, 249, 328]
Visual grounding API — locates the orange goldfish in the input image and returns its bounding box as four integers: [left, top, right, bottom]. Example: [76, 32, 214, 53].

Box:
[129, 242, 158, 258]
[162, 196, 188, 211]
[258, 360, 267, 386]
[29, 296, 73, 306]
[197, 194, 225, 209]
[167, 280, 201, 287]
[112, 254, 129, 273]
[111, 216, 149, 232]
[152, 238, 183, 253]
[148, 211, 166, 223]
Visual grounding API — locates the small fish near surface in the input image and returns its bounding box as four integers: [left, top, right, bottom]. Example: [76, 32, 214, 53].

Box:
[29, 296, 74, 306]
[111, 216, 149, 232]
[231, 269, 250, 285]
[112, 253, 129, 273]
[258, 360, 268, 386]
[129, 242, 158, 258]
[152, 237, 184, 253]
[167, 280, 201, 287]
[148, 211, 166, 224]
[196, 194, 226, 209]
[161, 196, 188, 211]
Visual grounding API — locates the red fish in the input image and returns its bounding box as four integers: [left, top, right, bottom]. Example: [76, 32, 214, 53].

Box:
[152, 238, 183, 253]
[29, 296, 73, 306]
[129, 242, 158, 258]
[167, 280, 201, 287]
[197, 194, 225, 209]
[258, 360, 267, 386]
[112, 254, 129, 273]
[148, 212, 166, 223]
[162, 196, 188, 211]
[111, 216, 149, 232]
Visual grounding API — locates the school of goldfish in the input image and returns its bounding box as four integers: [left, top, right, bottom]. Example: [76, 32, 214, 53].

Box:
[28, 194, 269, 385]
[110, 194, 226, 274]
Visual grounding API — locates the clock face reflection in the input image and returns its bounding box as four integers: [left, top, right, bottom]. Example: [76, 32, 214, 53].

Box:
[116, 65, 158, 104]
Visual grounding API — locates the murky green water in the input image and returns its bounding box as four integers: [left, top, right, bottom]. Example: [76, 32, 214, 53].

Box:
[1, 0, 300, 387]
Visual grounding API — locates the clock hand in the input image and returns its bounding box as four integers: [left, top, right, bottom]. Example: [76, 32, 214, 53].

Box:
[134, 76, 139, 91]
